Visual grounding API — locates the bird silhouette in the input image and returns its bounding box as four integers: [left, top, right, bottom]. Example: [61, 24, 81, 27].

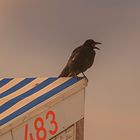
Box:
[59, 39, 101, 80]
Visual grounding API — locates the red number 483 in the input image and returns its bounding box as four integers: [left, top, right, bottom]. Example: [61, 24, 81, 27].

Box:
[24, 110, 58, 140]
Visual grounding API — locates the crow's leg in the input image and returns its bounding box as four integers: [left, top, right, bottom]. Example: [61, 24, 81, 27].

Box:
[73, 72, 80, 80]
[71, 72, 80, 80]
[67, 72, 79, 80]
[82, 72, 88, 82]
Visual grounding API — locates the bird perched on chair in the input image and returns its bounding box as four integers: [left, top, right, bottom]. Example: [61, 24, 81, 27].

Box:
[59, 39, 101, 80]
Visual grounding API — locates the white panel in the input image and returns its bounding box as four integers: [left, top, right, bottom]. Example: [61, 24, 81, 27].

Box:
[12, 90, 84, 140]
[51, 125, 74, 140]
[0, 132, 12, 140]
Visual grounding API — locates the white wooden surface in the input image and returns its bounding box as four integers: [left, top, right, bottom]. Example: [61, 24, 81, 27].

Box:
[0, 132, 12, 140]
[51, 125, 75, 140]
[10, 89, 85, 140]
[0, 78, 87, 136]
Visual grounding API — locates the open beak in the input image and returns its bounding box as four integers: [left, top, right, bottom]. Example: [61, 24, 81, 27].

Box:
[95, 41, 102, 45]
[94, 41, 101, 50]
[94, 46, 100, 50]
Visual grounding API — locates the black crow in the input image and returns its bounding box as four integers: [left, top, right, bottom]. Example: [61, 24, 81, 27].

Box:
[59, 39, 101, 80]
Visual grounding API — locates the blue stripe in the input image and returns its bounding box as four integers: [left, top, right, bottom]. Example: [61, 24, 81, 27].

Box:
[0, 78, 58, 113]
[0, 78, 79, 126]
[0, 78, 13, 88]
[0, 78, 36, 98]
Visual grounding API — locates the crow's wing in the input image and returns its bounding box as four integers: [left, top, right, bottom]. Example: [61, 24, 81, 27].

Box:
[67, 46, 82, 66]
[68, 46, 96, 72]
[59, 46, 82, 77]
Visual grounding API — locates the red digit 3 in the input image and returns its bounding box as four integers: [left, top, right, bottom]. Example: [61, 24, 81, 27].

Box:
[46, 111, 58, 135]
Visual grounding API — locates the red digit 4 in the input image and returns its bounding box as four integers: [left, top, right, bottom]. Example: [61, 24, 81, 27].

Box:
[29, 133, 35, 140]
[24, 124, 35, 140]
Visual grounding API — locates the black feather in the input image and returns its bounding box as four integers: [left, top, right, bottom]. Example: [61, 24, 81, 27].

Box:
[59, 39, 101, 78]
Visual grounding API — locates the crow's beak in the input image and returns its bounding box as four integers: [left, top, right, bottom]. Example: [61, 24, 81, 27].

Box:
[94, 46, 100, 50]
[94, 42, 101, 50]
[95, 41, 102, 45]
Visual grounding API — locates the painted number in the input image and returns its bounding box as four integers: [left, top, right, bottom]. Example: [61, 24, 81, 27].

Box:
[46, 111, 58, 135]
[24, 124, 35, 140]
[24, 110, 58, 140]
[34, 117, 47, 140]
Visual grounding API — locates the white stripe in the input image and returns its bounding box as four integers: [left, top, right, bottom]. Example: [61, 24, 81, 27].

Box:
[0, 78, 25, 94]
[1, 78, 71, 120]
[0, 78, 48, 106]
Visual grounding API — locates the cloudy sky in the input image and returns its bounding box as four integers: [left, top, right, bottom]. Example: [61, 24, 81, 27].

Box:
[1, 0, 140, 140]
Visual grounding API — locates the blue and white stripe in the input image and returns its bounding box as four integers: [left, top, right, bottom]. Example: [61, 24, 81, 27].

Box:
[0, 77, 80, 126]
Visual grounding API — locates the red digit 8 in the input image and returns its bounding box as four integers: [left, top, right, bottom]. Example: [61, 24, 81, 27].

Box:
[34, 117, 47, 140]
[46, 111, 58, 135]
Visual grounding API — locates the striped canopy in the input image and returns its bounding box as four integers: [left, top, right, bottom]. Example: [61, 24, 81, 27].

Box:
[0, 77, 81, 127]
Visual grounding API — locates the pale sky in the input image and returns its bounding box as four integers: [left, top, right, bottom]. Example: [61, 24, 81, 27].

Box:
[1, 0, 140, 140]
